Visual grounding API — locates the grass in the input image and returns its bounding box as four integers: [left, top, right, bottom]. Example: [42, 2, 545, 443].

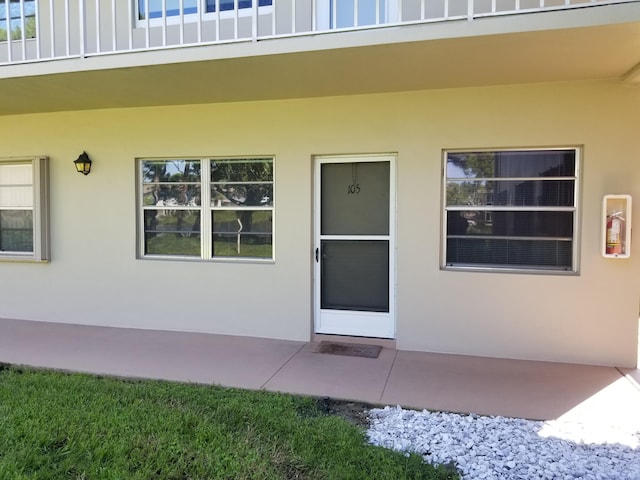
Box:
[0, 366, 458, 480]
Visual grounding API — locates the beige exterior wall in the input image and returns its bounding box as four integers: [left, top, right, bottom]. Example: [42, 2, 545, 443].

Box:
[0, 79, 638, 367]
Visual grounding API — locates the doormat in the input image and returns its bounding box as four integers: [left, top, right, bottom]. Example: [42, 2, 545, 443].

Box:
[313, 341, 382, 359]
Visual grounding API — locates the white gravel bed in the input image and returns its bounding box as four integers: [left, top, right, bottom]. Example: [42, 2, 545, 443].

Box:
[367, 406, 640, 480]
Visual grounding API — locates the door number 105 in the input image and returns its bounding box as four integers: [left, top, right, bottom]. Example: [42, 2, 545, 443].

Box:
[347, 184, 361, 194]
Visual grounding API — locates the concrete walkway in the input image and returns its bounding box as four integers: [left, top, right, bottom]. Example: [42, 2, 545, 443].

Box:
[1, 318, 639, 428]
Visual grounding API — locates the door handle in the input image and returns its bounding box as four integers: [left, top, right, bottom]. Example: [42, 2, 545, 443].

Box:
[315, 247, 319, 263]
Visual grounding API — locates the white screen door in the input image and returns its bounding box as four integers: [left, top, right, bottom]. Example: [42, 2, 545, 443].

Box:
[314, 154, 395, 338]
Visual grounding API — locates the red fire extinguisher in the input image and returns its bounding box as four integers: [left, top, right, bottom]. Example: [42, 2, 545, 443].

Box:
[606, 211, 625, 255]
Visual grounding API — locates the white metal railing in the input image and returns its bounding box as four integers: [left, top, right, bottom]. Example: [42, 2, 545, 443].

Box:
[0, 0, 636, 66]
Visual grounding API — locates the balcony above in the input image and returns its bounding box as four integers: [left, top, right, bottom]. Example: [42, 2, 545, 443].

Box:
[1, 0, 639, 115]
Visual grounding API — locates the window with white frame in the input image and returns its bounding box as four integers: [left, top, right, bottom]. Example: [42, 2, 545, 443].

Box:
[0, 157, 49, 262]
[443, 148, 579, 273]
[137, 0, 272, 20]
[139, 157, 274, 260]
[0, 0, 35, 41]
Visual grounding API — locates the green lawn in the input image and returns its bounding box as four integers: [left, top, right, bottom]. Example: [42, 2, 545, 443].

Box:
[0, 366, 458, 480]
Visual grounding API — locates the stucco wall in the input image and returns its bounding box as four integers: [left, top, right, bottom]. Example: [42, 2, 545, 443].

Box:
[0, 79, 638, 367]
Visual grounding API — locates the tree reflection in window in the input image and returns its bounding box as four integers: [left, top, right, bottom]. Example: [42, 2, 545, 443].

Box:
[142, 160, 202, 257]
[0, 0, 36, 41]
[210, 158, 273, 258]
[139, 157, 273, 259]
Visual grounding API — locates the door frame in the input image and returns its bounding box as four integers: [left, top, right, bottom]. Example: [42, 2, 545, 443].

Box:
[313, 153, 396, 339]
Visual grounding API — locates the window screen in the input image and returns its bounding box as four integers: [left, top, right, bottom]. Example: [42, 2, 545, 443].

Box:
[139, 157, 273, 260]
[0, 157, 49, 262]
[443, 149, 579, 272]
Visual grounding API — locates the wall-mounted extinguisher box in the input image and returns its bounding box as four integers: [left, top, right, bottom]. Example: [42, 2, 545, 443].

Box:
[602, 194, 632, 258]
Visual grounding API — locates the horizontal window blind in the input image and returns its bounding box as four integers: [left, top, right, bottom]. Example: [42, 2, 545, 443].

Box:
[444, 149, 578, 272]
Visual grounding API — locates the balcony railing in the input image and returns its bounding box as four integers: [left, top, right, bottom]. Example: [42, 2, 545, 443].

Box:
[0, 0, 635, 66]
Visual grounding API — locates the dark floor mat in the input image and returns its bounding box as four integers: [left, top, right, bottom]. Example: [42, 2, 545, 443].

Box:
[313, 341, 382, 359]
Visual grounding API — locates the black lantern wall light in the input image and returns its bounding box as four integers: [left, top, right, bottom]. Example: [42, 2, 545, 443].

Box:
[73, 151, 92, 175]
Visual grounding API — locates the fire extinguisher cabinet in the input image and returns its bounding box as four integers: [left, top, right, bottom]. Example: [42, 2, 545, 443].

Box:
[602, 194, 632, 258]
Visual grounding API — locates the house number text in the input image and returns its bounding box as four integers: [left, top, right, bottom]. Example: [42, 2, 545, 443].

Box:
[347, 184, 361, 195]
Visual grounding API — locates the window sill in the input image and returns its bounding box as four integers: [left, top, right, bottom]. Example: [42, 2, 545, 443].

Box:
[0, 255, 49, 263]
[138, 254, 275, 265]
[441, 264, 578, 276]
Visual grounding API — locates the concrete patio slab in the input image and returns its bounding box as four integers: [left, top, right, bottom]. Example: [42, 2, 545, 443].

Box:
[0, 318, 304, 389]
[620, 367, 640, 389]
[263, 343, 396, 404]
[1, 318, 639, 426]
[380, 350, 640, 422]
